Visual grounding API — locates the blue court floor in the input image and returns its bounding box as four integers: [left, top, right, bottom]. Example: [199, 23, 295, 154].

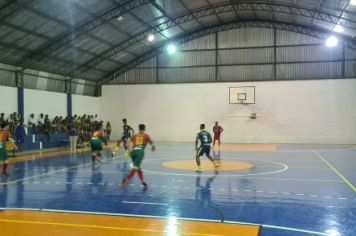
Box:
[1, 143, 355, 236]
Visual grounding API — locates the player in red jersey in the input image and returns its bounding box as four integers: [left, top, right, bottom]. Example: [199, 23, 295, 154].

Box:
[121, 124, 155, 188]
[0, 122, 17, 176]
[213, 121, 224, 146]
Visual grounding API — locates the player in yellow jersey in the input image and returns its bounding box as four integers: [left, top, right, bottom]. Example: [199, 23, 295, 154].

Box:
[121, 124, 155, 188]
[0, 122, 17, 176]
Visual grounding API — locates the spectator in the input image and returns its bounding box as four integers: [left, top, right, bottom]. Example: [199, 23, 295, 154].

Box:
[28, 113, 36, 131]
[52, 116, 58, 132]
[43, 114, 50, 141]
[59, 118, 67, 133]
[0, 113, 5, 125]
[9, 113, 17, 134]
[0, 112, 110, 151]
[106, 121, 112, 141]
[68, 119, 78, 150]
[37, 113, 44, 127]
[15, 120, 26, 152]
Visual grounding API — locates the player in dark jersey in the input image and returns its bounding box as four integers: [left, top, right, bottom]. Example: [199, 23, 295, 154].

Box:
[113, 118, 134, 157]
[195, 124, 219, 172]
[121, 124, 155, 188]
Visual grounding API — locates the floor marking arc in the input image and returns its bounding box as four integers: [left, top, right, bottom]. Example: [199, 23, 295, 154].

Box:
[144, 159, 288, 177]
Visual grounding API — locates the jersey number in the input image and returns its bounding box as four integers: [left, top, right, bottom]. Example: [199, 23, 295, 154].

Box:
[136, 136, 143, 145]
[202, 135, 209, 143]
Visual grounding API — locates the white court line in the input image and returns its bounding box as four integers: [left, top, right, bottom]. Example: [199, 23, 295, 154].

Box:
[0, 208, 329, 235]
[141, 172, 340, 182]
[121, 201, 168, 206]
[0, 162, 91, 185]
[5, 180, 354, 203]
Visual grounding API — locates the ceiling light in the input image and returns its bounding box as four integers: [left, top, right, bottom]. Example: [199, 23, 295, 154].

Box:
[167, 44, 177, 54]
[117, 16, 124, 21]
[147, 34, 155, 42]
[326, 36, 338, 47]
[333, 25, 344, 33]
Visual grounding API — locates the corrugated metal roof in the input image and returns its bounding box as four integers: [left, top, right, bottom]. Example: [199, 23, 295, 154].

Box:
[0, 0, 355, 84]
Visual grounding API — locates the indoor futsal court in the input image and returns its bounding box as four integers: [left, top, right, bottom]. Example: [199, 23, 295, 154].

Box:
[1, 143, 356, 236]
[0, 1, 356, 236]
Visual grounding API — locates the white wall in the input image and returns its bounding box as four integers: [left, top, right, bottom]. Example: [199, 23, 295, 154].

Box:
[0, 86, 103, 125]
[0, 86, 17, 117]
[101, 79, 356, 144]
[72, 94, 101, 119]
[24, 89, 67, 122]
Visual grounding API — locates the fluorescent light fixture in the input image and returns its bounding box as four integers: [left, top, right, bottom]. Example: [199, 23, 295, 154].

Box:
[333, 25, 344, 33]
[167, 44, 177, 54]
[326, 36, 338, 47]
[147, 34, 155, 42]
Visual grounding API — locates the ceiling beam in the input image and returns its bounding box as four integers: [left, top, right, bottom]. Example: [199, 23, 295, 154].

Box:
[16, 0, 153, 67]
[177, 0, 206, 28]
[206, 0, 224, 24]
[102, 20, 356, 83]
[0, 0, 34, 21]
[67, 1, 356, 79]
[150, 0, 188, 34]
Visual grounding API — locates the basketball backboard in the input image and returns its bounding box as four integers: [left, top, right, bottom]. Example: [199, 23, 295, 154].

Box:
[229, 86, 255, 104]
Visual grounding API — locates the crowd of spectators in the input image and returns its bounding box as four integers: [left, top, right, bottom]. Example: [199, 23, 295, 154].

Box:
[0, 112, 112, 151]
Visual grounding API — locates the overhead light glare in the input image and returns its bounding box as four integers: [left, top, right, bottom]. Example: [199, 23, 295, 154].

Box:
[326, 36, 338, 47]
[334, 25, 344, 33]
[147, 34, 155, 42]
[167, 44, 177, 54]
[350, 0, 356, 6]
[117, 16, 124, 21]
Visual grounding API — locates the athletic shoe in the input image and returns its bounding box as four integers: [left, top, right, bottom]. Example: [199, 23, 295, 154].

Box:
[195, 168, 202, 173]
[142, 181, 147, 187]
[124, 150, 130, 156]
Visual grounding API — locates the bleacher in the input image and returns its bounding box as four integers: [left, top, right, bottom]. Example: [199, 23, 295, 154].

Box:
[2, 113, 104, 156]
[21, 128, 69, 151]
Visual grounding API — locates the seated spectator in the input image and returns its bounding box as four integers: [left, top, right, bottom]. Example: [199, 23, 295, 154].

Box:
[28, 113, 36, 130]
[0, 113, 5, 125]
[52, 116, 58, 132]
[58, 119, 67, 133]
[37, 113, 44, 128]
[8, 113, 17, 134]
[43, 114, 50, 141]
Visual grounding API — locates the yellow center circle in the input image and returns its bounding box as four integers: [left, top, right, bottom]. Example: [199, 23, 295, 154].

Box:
[161, 160, 254, 171]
